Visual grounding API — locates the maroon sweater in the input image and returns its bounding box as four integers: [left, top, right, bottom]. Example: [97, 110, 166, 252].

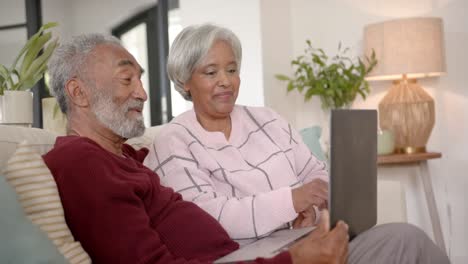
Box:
[43, 136, 292, 264]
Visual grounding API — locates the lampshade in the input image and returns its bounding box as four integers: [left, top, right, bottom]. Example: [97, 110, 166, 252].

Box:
[364, 17, 446, 81]
[363, 17, 446, 154]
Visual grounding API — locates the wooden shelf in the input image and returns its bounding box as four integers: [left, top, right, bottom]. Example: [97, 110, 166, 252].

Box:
[377, 152, 442, 165]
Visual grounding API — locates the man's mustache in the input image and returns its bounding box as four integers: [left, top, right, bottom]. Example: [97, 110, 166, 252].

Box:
[125, 99, 145, 112]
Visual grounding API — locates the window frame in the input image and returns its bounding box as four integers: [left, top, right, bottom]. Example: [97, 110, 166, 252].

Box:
[112, 0, 175, 126]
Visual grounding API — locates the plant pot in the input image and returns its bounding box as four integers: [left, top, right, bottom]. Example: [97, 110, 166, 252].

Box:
[320, 106, 351, 159]
[42, 97, 67, 134]
[0, 90, 33, 126]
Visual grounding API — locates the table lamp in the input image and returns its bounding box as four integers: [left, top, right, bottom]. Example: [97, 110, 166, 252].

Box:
[364, 17, 446, 154]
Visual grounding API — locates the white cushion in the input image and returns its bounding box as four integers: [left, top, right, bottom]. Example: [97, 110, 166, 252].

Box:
[0, 125, 58, 169]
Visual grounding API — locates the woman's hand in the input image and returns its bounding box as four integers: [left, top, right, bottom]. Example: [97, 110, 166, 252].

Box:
[292, 206, 316, 228]
[291, 179, 328, 213]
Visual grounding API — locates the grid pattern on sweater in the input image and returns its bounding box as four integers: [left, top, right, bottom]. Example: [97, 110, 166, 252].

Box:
[144, 105, 328, 242]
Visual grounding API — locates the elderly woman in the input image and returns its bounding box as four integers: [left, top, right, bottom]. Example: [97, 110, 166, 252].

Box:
[144, 24, 328, 243]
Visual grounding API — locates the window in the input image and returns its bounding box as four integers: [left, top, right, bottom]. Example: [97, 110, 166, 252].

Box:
[112, 0, 177, 126]
[167, 5, 192, 117]
[0, 0, 46, 128]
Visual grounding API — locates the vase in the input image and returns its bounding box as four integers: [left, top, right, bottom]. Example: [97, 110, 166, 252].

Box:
[42, 97, 67, 134]
[320, 109, 334, 160]
[0, 90, 33, 126]
[320, 105, 352, 160]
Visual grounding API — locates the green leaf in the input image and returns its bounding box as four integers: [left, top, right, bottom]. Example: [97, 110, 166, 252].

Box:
[0, 64, 13, 90]
[0, 64, 9, 80]
[10, 22, 56, 72]
[357, 89, 366, 99]
[20, 31, 52, 77]
[10, 69, 20, 88]
[10, 34, 40, 72]
[21, 73, 44, 90]
[304, 88, 320, 101]
[20, 39, 58, 90]
[275, 74, 291, 81]
[287, 82, 295, 92]
[0, 75, 4, 94]
[296, 81, 305, 93]
[53, 101, 61, 118]
[41, 22, 59, 30]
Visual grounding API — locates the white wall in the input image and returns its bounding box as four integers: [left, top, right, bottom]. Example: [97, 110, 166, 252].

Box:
[262, 0, 467, 262]
[179, 0, 264, 107]
[66, 0, 155, 35]
[259, 0, 298, 126]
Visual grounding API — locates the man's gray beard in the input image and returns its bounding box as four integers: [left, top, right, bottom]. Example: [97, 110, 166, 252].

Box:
[91, 90, 146, 139]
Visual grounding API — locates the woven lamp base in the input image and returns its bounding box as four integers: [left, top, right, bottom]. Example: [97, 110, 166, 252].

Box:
[378, 78, 435, 154]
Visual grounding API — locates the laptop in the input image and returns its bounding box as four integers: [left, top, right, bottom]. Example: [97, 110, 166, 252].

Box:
[329, 109, 377, 239]
[215, 109, 377, 263]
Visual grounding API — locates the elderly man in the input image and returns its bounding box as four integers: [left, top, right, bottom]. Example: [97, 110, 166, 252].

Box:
[44, 33, 449, 264]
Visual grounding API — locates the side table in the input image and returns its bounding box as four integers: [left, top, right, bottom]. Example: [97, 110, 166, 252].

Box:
[378, 152, 446, 253]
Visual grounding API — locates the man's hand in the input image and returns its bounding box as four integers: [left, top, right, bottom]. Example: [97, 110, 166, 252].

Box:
[291, 179, 328, 213]
[289, 210, 349, 264]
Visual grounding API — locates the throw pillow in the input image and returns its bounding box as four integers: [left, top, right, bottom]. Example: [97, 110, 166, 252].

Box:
[0, 176, 67, 264]
[299, 125, 326, 161]
[3, 141, 91, 264]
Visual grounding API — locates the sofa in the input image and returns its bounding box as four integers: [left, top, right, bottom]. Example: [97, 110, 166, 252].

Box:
[0, 124, 405, 263]
[0, 125, 162, 264]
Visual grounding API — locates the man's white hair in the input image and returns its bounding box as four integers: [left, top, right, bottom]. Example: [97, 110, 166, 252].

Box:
[47, 33, 121, 114]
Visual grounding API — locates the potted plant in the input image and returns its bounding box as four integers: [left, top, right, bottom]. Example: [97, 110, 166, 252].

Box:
[276, 40, 377, 156]
[275, 40, 377, 111]
[0, 22, 58, 126]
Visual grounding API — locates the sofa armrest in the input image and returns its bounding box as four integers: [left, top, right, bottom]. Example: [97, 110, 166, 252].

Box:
[125, 125, 164, 149]
[0, 125, 58, 169]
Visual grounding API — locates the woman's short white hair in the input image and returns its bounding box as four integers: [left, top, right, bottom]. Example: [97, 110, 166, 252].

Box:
[167, 24, 242, 101]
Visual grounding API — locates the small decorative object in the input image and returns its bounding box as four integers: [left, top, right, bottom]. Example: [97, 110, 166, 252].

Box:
[275, 40, 377, 110]
[364, 17, 446, 154]
[42, 97, 66, 134]
[41, 73, 67, 134]
[0, 22, 58, 126]
[377, 129, 395, 155]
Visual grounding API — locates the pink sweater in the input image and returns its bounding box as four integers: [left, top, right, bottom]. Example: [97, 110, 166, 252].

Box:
[144, 105, 328, 243]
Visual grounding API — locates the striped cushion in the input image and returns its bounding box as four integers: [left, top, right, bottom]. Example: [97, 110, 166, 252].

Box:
[3, 141, 91, 264]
